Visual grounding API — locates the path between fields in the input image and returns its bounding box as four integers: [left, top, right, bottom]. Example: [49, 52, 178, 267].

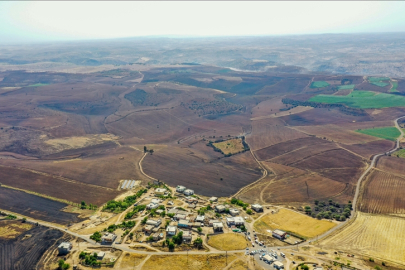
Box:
[138, 152, 157, 181]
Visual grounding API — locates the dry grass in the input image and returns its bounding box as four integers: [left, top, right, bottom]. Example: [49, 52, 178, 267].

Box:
[0, 221, 33, 239]
[213, 138, 245, 155]
[251, 106, 313, 120]
[254, 208, 336, 238]
[207, 233, 250, 251]
[321, 212, 405, 265]
[114, 252, 147, 270]
[142, 254, 240, 270]
[44, 133, 119, 151]
[229, 259, 249, 270]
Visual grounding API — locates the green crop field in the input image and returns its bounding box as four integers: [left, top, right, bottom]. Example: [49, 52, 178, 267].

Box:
[368, 77, 390, 87]
[356, 127, 400, 141]
[28, 83, 49, 87]
[309, 91, 405, 109]
[337, 84, 355, 90]
[369, 77, 390, 82]
[390, 81, 398, 92]
[371, 81, 389, 87]
[393, 149, 405, 158]
[310, 81, 330, 88]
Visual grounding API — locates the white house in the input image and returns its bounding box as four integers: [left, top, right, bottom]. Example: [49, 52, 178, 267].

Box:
[166, 226, 177, 236]
[183, 189, 194, 196]
[176, 185, 186, 193]
[58, 242, 72, 255]
[215, 205, 226, 213]
[147, 202, 159, 210]
[155, 188, 167, 195]
[251, 204, 263, 212]
[229, 208, 239, 216]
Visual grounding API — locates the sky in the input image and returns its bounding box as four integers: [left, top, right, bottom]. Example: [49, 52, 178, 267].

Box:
[1, 1, 405, 44]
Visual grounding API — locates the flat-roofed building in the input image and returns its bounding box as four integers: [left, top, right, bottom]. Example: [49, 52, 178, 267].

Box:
[272, 229, 287, 240]
[58, 242, 72, 255]
[101, 233, 117, 244]
[229, 208, 239, 216]
[183, 189, 194, 196]
[251, 204, 263, 212]
[166, 226, 177, 236]
[213, 222, 223, 232]
[215, 205, 226, 213]
[176, 185, 186, 193]
[155, 188, 167, 195]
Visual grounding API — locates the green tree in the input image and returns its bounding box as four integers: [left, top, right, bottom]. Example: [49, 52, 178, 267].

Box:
[144, 146, 147, 153]
[168, 241, 175, 250]
[90, 231, 102, 242]
[246, 209, 252, 215]
[141, 217, 148, 224]
[301, 265, 309, 270]
[193, 237, 203, 248]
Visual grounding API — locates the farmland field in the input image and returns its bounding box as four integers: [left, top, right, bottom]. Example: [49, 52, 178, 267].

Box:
[0, 221, 67, 270]
[393, 148, 405, 158]
[0, 187, 83, 225]
[212, 138, 245, 155]
[207, 233, 250, 251]
[321, 212, 405, 265]
[309, 91, 405, 108]
[368, 77, 390, 87]
[337, 84, 355, 90]
[356, 126, 400, 141]
[390, 81, 399, 92]
[360, 169, 405, 215]
[254, 208, 336, 238]
[310, 81, 330, 88]
[142, 254, 241, 270]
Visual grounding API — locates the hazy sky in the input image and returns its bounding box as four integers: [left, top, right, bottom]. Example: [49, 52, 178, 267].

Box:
[1, 1, 405, 43]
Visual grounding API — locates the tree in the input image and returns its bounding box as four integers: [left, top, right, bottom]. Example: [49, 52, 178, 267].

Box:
[144, 146, 147, 153]
[197, 227, 202, 233]
[90, 231, 102, 242]
[58, 259, 70, 270]
[141, 217, 148, 224]
[246, 209, 253, 215]
[301, 265, 309, 270]
[193, 237, 203, 248]
[129, 232, 134, 240]
[168, 241, 175, 251]
[149, 149, 154, 155]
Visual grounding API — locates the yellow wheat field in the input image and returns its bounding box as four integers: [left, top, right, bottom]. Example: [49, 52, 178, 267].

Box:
[321, 212, 405, 265]
[254, 208, 336, 238]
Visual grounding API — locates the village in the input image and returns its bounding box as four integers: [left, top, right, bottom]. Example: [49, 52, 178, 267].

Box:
[50, 181, 318, 270]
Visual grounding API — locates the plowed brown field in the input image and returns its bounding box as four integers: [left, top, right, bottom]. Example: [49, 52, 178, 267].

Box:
[360, 169, 405, 215]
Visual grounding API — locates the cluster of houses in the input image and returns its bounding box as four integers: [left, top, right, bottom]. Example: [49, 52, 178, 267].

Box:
[175, 185, 194, 196]
[146, 198, 162, 210]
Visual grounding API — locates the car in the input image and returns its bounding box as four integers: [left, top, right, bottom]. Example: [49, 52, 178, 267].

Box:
[263, 245, 266, 248]
[259, 256, 262, 260]
[246, 247, 249, 250]
[291, 253, 294, 256]
[248, 232, 250, 235]
[252, 244, 255, 247]
[292, 261, 296, 264]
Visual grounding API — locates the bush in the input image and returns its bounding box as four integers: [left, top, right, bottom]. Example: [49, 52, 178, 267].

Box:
[375, 266, 382, 270]
[90, 231, 102, 242]
[246, 209, 253, 215]
[301, 265, 309, 270]
[369, 258, 374, 262]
